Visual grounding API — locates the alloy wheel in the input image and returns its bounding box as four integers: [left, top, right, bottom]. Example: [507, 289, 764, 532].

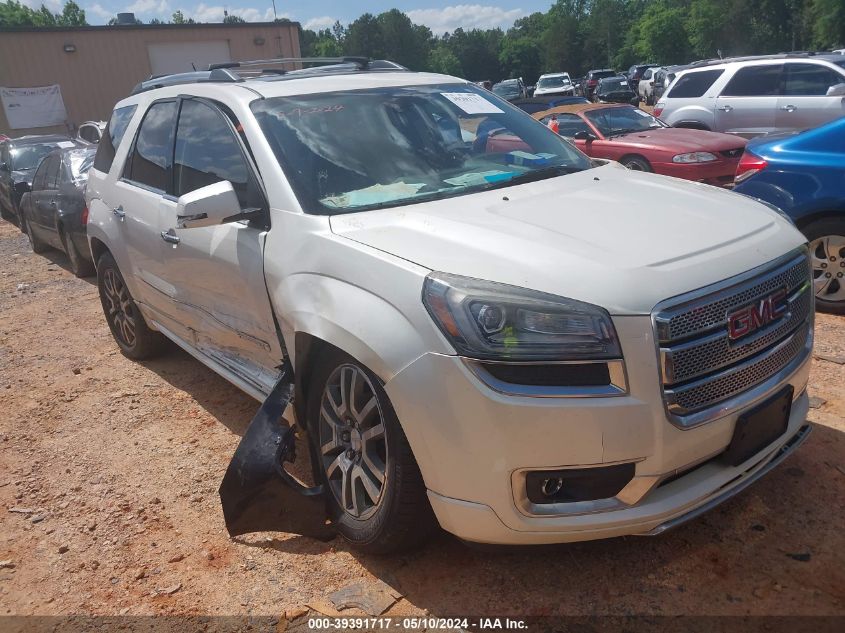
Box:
[102, 268, 137, 348]
[318, 364, 388, 520]
[810, 235, 845, 304]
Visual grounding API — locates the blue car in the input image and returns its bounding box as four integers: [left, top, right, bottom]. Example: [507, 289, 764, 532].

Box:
[734, 117, 845, 314]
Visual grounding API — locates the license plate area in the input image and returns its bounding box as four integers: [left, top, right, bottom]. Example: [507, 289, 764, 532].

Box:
[723, 386, 793, 467]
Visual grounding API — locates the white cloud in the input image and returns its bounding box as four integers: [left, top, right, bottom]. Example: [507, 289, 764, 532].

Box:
[85, 3, 114, 21]
[189, 4, 280, 23]
[21, 0, 62, 11]
[407, 4, 524, 34]
[126, 0, 170, 15]
[304, 16, 336, 31]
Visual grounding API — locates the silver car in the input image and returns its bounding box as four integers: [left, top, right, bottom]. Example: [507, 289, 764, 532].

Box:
[654, 54, 845, 137]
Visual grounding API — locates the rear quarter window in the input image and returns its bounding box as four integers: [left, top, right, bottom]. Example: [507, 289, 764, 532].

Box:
[665, 69, 724, 98]
[93, 105, 138, 173]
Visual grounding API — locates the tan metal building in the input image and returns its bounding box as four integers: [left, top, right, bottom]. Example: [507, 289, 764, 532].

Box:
[0, 21, 301, 137]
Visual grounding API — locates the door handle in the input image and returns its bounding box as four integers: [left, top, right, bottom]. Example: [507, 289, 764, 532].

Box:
[716, 105, 733, 112]
[160, 230, 181, 245]
[780, 104, 797, 112]
[112, 205, 125, 220]
[49, 200, 57, 207]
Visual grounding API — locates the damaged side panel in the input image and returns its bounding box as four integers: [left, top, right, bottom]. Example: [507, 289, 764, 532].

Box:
[218, 362, 335, 540]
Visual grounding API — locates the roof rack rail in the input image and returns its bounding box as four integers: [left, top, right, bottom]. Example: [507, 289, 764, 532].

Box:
[130, 68, 242, 95]
[208, 56, 372, 71]
[684, 51, 827, 69]
[129, 57, 408, 96]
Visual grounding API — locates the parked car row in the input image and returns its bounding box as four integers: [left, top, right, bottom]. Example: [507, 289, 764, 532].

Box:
[0, 130, 100, 276]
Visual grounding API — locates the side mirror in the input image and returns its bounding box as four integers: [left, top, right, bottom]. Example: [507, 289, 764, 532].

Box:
[826, 83, 845, 96]
[13, 180, 31, 194]
[0, 161, 8, 171]
[176, 180, 242, 230]
[573, 130, 597, 142]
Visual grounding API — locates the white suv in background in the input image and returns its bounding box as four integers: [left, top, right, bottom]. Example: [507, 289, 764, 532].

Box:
[534, 72, 575, 97]
[655, 54, 845, 136]
[86, 58, 813, 552]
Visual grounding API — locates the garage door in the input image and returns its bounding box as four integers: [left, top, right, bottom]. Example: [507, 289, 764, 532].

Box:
[147, 41, 231, 76]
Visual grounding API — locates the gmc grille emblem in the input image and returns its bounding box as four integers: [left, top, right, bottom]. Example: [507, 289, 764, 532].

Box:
[727, 289, 788, 341]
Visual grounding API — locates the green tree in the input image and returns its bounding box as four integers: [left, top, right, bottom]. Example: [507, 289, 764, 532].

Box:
[56, 0, 85, 26]
[223, 14, 245, 24]
[377, 8, 431, 69]
[344, 13, 384, 58]
[428, 44, 462, 76]
[171, 10, 195, 25]
[810, 0, 845, 47]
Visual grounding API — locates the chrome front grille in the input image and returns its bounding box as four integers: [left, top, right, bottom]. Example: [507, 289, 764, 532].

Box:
[654, 249, 813, 427]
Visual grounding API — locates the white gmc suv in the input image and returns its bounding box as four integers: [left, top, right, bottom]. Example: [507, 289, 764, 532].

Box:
[86, 59, 814, 553]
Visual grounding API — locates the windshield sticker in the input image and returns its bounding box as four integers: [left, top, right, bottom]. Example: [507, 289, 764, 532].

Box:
[279, 104, 345, 118]
[441, 92, 504, 115]
[444, 170, 512, 187]
[57, 141, 75, 148]
[505, 151, 555, 167]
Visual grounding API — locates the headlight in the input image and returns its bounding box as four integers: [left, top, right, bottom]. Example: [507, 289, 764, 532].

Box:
[672, 152, 717, 163]
[422, 273, 622, 361]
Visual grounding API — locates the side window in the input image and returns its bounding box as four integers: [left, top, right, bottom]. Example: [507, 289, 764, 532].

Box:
[547, 114, 592, 137]
[783, 63, 843, 96]
[44, 155, 60, 190]
[125, 101, 178, 192]
[721, 65, 782, 96]
[32, 158, 50, 191]
[173, 100, 256, 209]
[666, 69, 725, 98]
[93, 104, 138, 173]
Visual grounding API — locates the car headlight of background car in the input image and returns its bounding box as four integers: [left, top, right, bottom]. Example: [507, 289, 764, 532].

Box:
[672, 152, 717, 163]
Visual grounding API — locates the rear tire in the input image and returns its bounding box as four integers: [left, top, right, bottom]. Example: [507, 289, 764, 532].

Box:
[96, 251, 168, 359]
[22, 216, 49, 254]
[306, 348, 436, 553]
[803, 218, 845, 315]
[61, 229, 95, 278]
[621, 155, 653, 172]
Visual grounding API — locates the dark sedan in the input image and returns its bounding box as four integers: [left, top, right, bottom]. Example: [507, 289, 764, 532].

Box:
[594, 76, 638, 104]
[0, 135, 79, 228]
[19, 146, 96, 277]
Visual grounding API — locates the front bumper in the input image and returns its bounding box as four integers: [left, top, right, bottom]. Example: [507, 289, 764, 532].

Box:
[385, 315, 812, 545]
[652, 158, 740, 187]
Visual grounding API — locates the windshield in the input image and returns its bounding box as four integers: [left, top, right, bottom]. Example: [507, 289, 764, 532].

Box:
[600, 78, 630, 91]
[10, 144, 60, 171]
[66, 148, 96, 181]
[592, 71, 616, 80]
[252, 83, 592, 214]
[538, 76, 570, 88]
[492, 82, 520, 97]
[585, 107, 665, 137]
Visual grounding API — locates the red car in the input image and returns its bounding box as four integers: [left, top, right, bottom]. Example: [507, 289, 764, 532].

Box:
[533, 103, 746, 187]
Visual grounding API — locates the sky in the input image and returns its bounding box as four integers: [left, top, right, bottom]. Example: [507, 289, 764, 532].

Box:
[26, 1, 556, 33]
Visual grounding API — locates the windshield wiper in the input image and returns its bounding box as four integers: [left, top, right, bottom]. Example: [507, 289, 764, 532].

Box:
[607, 128, 643, 138]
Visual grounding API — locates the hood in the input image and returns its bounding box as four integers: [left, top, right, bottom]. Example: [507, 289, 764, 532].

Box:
[613, 127, 746, 153]
[330, 163, 805, 315]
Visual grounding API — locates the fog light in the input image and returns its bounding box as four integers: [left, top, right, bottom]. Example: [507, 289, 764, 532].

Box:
[526, 463, 635, 504]
[540, 477, 564, 497]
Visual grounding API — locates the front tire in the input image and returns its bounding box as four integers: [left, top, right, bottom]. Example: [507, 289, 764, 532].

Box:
[621, 155, 652, 172]
[804, 218, 845, 314]
[307, 349, 435, 553]
[96, 251, 168, 359]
